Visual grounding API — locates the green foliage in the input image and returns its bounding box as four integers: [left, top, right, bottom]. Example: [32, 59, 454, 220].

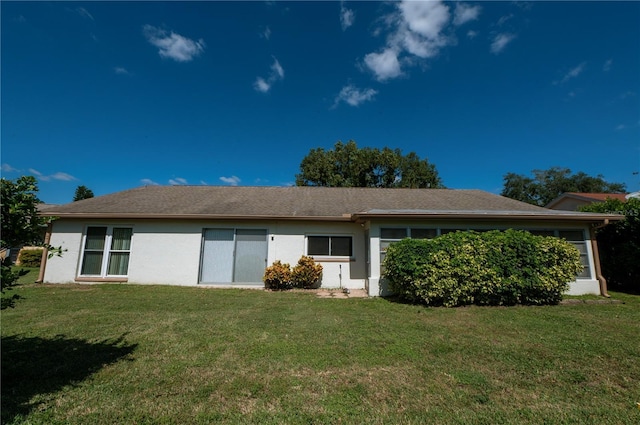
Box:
[295, 140, 443, 188]
[1, 260, 28, 309]
[2, 284, 639, 423]
[383, 230, 583, 307]
[263, 260, 292, 290]
[580, 197, 640, 292]
[501, 167, 626, 206]
[1, 176, 49, 248]
[73, 185, 95, 201]
[291, 256, 323, 289]
[18, 249, 44, 268]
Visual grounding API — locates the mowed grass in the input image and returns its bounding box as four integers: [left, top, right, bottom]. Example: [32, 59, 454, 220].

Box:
[2, 284, 639, 424]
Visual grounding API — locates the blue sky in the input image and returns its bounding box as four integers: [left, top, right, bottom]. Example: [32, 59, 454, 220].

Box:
[2, 1, 639, 204]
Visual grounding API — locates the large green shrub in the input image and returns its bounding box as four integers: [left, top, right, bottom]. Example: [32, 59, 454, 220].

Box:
[580, 197, 640, 293]
[18, 249, 44, 268]
[383, 230, 582, 307]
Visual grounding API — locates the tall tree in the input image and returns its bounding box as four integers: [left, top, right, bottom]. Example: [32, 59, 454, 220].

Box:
[501, 167, 626, 207]
[73, 185, 94, 202]
[1, 176, 48, 248]
[296, 140, 443, 188]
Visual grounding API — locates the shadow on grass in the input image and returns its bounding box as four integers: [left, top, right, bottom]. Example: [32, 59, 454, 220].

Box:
[1, 334, 137, 423]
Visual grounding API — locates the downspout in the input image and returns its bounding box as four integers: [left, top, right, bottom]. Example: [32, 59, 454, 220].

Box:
[36, 222, 52, 284]
[590, 222, 609, 298]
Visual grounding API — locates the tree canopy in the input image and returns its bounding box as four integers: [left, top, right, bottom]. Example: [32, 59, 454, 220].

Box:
[73, 185, 94, 202]
[501, 167, 626, 207]
[580, 197, 640, 293]
[1, 176, 48, 248]
[295, 140, 443, 189]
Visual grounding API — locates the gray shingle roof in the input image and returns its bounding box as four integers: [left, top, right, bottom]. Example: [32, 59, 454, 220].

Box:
[40, 185, 621, 223]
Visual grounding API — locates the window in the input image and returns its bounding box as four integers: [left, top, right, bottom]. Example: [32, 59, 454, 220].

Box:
[559, 230, 591, 279]
[411, 228, 438, 239]
[307, 236, 352, 257]
[80, 226, 132, 277]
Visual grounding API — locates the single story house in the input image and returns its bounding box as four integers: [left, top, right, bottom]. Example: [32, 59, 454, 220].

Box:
[546, 192, 629, 211]
[38, 186, 623, 297]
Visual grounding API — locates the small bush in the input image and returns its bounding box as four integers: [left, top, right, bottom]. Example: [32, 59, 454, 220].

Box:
[383, 230, 582, 307]
[18, 249, 43, 268]
[263, 260, 292, 290]
[291, 256, 323, 289]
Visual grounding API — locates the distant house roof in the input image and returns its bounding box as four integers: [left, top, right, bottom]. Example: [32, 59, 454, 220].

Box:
[37, 203, 59, 213]
[546, 192, 629, 210]
[39, 186, 622, 223]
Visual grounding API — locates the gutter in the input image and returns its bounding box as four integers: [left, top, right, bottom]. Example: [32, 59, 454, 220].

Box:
[37, 213, 354, 222]
[352, 211, 625, 222]
[590, 225, 610, 298]
[36, 222, 52, 284]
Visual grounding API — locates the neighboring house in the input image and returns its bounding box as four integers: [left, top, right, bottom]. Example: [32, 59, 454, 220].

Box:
[546, 192, 629, 211]
[38, 186, 623, 297]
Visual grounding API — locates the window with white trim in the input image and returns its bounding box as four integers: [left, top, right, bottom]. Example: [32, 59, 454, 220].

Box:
[79, 226, 133, 277]
[307, 235, 353, 257]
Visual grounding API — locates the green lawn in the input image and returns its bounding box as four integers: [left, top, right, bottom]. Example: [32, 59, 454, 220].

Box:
[2, 284, 639, 424]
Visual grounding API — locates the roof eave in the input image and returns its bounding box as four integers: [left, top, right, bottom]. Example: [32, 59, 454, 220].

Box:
[40, 212, 354, 222]
[352, 211, 625, 222]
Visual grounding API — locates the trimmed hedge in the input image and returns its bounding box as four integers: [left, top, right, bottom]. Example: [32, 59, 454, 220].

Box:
[383, 230, 583, 307]
[17, 249, 44, 268]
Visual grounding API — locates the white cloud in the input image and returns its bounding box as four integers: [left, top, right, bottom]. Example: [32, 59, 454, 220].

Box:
[28, 168, 76, 181]
[497, 14, 514, 26]
[143, 25, 205, 62]
[141, 178, 159, 186]
[253, 77, 271, 93]
[615, 124, 626, 131]
[556, 62, 586, 84]
[220, 176, 241, 186]
[1, 163, 18, 173]
[76, 7, 94, 21]
[340, 2, 355, 31]
[603, 59, 612, 72]
[114, 67, 130, 75]
[398, 0, 450, 40]
[334, 84, 378, 107]
[490, 33, 515, 54]
[169, 177, 188, 185]
[364, 48, 402, 81]
[467, 30, 478, 39]
[50, 172, 76, 181]
[363, 1, 453, 81]
[261, 26, 271, 40]
[271, 58, 284, 79]
[453, 3, 481, 26]
[254, 57, 285, 93]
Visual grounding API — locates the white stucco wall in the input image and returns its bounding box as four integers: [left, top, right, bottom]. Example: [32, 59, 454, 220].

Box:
[43, 220, 85, 283]
[44, 218, 602, 296]
[268, 221, 367, 289]
[44, 219, 367, 290]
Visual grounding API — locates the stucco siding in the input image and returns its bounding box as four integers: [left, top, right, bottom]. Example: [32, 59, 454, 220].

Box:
[268, 221, 366, 289]
[43, 217, 601, 296]
[43, 220, 84, 283]
[127, 222, 203, 286]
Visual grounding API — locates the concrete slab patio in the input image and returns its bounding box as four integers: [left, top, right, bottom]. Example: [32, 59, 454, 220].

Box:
[314, 289, 368, 299]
